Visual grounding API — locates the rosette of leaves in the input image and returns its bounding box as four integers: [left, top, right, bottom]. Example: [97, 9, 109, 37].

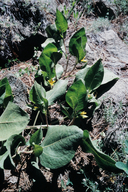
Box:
[61, 59, 119, 128]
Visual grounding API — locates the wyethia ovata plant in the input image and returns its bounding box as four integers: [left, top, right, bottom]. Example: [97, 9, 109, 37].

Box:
[0, 9, 122, 183]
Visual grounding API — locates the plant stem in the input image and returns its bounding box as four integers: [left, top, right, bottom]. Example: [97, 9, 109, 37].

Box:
[12, 146, 33, 159]
[63, 55, 70, 76]
[68, 117, 75, 126]
[67, 60, 78, 76]
[26, 125, 48, 129]
[33, 110, 40, 126]
[63, 36, 70, 76]
[45, 112, 48, 128]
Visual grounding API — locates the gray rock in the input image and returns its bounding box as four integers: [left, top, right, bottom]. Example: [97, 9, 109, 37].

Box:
[6, 74, 28, 111]
[100, 78, 128, 105]
[86, 29, 128, 73]
[0, 0, 48, 66]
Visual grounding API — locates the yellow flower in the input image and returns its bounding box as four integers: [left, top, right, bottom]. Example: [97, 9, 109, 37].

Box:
[80, 111, 88, 118]
[88, 94, 91, 98]
[34, 106, 39, 110]
[81, 57, 88, 63]
[48, 78, 55, 86]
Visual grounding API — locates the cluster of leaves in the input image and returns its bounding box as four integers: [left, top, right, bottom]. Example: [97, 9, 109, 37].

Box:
[0, 9, 123, 186]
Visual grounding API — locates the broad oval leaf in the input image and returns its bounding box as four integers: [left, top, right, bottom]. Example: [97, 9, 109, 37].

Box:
[46, 79, 68, 106]
[40, 125, 83, 169]
[82, 130, 121, 173]
[29, 81, 46, 106]
[66, 80, 87, 112]
[55, 9, 68, 34]
[69, 28, 87, 61]
[39, 52, 56, 80]
[0, 102, 29, 141]
[84, 59, 104, 92]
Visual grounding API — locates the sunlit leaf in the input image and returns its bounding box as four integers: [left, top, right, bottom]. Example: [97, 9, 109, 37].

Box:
[66, 80, 87, 112]
[46, 80, 68, 106]
[55, 9, 68, 34]
[84, 59, 104, 92]
[95, 68, 119, 98]
[69, 28, 87, 61]
[29, 81, 47, 107]
[0, 102, 29, 141]
[40, 125, 83, 169]
[116, 161, 128, 174]
[82, 130, 121, 173]
[56, 64, 64, 79]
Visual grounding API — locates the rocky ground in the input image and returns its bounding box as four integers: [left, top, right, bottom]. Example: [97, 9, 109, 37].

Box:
[0, 0, 128, 191]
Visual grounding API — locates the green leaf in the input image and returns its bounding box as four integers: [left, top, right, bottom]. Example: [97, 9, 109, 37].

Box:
[41, 38, 55, 49]
[29, 128, 43, 146]
[0, 77, 13, 107]
[0, 147, 8, 169]
[42, 43, 62, 65]
[95, 68, 119, 98]
[0, 102, 29, 141]
[40, 125, 83, 169]
[125, 148, 128, 153]
[46, 24, 61, 41]
[66, 80, 87, 112]
[125, 140, 128, 148]
[29, 81, 47, 109]
[4, 134, 25, 167]
[33, 144, 43, 157]
[0, 145, 14, 170]
[43, 43, 58, 58]
[46, 79, 68, 106]
[60, 104, 71, 119]
[55, 9, 68, 34]
[56, 64, 64, 79]
[116, 161, 128, 174]
[69, 28, 87, 61]
[51, 52, 62, 65]
[39, 43, 61, 80]
[39, 52, 56, 80]
[75, 65, 90, 82]
[82, 130, 121, 173]
[84, 59, 104, 92]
